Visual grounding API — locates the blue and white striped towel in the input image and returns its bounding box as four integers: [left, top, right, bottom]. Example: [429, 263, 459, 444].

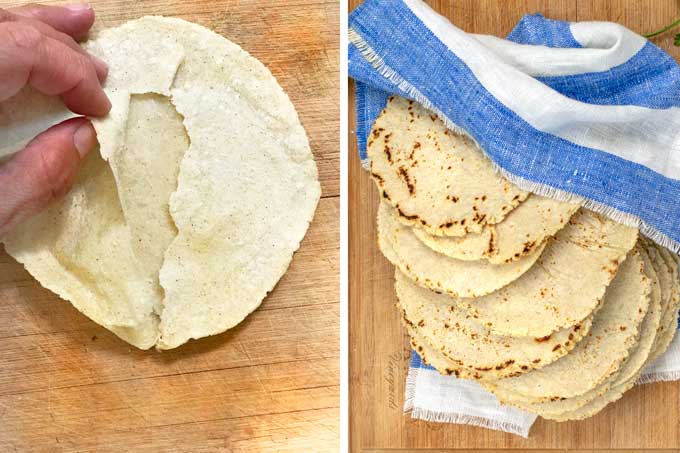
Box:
[350, 0, 680, 437]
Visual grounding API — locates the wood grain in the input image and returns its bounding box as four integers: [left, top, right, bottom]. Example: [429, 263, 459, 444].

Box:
[349, 0, 680, 451]
[0, 0, 339, 451]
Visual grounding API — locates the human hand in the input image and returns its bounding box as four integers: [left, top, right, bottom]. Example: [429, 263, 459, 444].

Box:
[0, 3, 110, 237]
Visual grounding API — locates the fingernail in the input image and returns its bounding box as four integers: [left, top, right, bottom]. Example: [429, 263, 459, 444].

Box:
[64, 3, 91, 11]
[73, 121, 96, 159]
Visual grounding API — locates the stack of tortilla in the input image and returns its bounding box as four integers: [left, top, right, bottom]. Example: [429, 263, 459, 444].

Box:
[369, 96, 680, 421]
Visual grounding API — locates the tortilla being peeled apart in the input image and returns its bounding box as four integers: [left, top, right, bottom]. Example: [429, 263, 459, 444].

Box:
[378, 201, 545, 298]
[368, 96, 527, 237]
[1, 17, 320, 350]
[3, 151, 160, 348]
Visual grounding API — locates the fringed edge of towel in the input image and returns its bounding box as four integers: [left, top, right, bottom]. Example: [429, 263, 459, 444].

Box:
[360, 158, 371, 171]
[403, 364, 419, 411]
[349, 27, 680, 255]
[408, 408, 531, 438]
[637, 369, 680, 384]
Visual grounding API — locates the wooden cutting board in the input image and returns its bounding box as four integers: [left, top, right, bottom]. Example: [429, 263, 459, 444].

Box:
[349, 0, 680, 451]
[0, 1, 339, 451]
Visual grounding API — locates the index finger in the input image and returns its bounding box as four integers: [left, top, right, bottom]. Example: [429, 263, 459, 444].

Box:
[0, 8, 107, 82]
[8, 3, 95, 41]
[0, 22, 111, 116]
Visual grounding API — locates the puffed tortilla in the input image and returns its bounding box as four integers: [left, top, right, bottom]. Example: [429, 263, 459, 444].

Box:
[2, 17, 320, 349]
[378, 201, 545, 298]
[369, 96, 527, 237]
[413, 195, 579, 263]
[396, 270, 593, 380]
[485, 247, 651, 403]
[461, 209, 638, 337]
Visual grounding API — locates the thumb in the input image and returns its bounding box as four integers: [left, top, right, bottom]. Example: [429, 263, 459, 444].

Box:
[0, 117, 96, 237]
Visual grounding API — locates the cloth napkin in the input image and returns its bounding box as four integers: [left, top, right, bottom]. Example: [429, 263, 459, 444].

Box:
[349, 0, 680, 437]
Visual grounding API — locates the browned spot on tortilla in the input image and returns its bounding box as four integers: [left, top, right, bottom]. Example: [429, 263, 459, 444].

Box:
[417, 319, 425, 327]
[521, 365, 528, 370]
[573, 324, 582, 332]
[481, 195, 487, 201]
[475, 366, 493, 371]
[371, 172, 384, 185]
[396, 206, 419, 221]
[620, 326, 627, 331]
[382, 190, 391, 201]
[486, 235, 496, 255]
[568, 333, 574, 341]
[552, 344, 562, 352]
[443, 322, 450, 329]
[384, 145, 392, 163]
[494, 359, 515, 371]
[532, 358, 541, 364]
[397, 166, 415, 196]
[522, 241, 536, 254]
[535, 335, 552, 342]
[430, 114, 437, 121]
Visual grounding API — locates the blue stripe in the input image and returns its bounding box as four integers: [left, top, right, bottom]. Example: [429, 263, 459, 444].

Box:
[410, 350, 436, 371]
[350, 0, 680, 246]
[508, 13, 582, 48]
[537, 42, 680, 108]
[350, 42, 412, 161]
[508, 15, 680, 108]
[355, 83, 392, 162]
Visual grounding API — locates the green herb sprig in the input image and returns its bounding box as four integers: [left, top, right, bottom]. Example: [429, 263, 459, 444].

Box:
[644, 18, 680, 45]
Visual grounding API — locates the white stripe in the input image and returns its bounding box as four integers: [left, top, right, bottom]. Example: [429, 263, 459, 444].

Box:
[473, 21, 645, 77]
[403, 0, 680, 181]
